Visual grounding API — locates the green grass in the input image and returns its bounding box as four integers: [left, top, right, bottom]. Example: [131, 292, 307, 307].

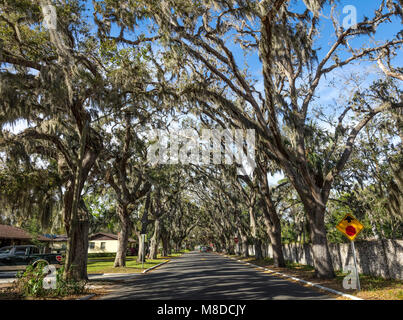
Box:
[87, 256, 166, 274]
[87, 251, 189, 274]
[285, 261, 315, 271]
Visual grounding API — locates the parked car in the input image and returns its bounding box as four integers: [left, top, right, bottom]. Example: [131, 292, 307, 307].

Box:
[199, 246, 207, 252]
[0, 245, 63, 272]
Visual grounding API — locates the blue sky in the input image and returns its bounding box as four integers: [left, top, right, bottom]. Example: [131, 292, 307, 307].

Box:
[80, 1, 403, 104]
[80, 0, 402, 185]
[4, 2, 402, 162]
[2, 1, 401, 187]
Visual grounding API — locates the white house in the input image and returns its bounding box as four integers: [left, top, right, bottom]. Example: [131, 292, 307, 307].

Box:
[46, 232, 136, 254]
[88, 232, 136, 254]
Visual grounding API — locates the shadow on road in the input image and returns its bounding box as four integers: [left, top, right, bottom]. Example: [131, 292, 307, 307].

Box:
[100, 251, 332, 300]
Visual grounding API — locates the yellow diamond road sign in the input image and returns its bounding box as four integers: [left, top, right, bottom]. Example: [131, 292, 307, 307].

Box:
[336, 213, 364, 241]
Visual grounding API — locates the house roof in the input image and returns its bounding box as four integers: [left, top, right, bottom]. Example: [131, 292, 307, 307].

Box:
[89, 232, 135, 242]
[0, 224, 50, 241]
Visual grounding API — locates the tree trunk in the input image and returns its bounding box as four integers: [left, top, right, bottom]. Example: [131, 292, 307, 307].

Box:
[63, 184, 90, 281]
[304, 198, 335, 278]
[137, 233, 146, 263]
[253, 238, 263, 260]
[242, 239, 249, 257]
[227, 243, 235, 255]
[161, 228, 170, 257]
[175, 240, 183, 252]
[215, 242, 222, 253]
[260, 178, 286, 267]
[248, 204, 263, 260]
[62, 123, 100, 281]
[65, 218, 89, 281]
[137, 194, 151, 263]
[137, 233, 145, 262]
[149, 218, 160, 259]
[114, 204, 131, 267]
[238, 231, 248, 257]
[167, 241, 172, 255]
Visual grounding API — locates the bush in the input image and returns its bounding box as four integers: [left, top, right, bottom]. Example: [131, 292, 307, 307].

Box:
[14, 263, 87, 298]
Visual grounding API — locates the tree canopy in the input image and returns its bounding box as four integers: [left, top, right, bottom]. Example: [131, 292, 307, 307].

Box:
[0, 0, 402, 280]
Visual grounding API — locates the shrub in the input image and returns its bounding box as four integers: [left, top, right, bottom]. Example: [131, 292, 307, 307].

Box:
[14, 263, 87, 298]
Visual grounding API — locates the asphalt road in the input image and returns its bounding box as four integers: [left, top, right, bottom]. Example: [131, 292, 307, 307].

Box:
[0, 272, 17, 284]
[100, 251, 333, 300]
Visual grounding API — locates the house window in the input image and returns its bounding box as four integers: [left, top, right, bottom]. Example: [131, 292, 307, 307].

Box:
[100, 242, 106, 249]
[89, 242, 95, 249]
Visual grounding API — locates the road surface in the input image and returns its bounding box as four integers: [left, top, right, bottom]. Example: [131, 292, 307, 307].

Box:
[100, 251, 333, 300]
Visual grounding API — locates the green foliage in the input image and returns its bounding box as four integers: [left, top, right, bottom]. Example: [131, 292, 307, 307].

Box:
[281, 221, 299, 243]
[285, 261, 315, 271]
[84, 192, 119, 234]
[22, 219, 45, 247]
[14, 263, 87, 298]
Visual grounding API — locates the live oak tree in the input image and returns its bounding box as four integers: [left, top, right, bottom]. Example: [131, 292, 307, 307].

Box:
[117, 0, 403, 278]
[148, 167, 197, 258]
[0, 150, 63, 231]
[1, 0, 402, 282]
[189, 165, 248, 255]
[332, 79, 403, 239]
[0, 0, 111, 280]
[169, 199, 201, 252]
[196, 114, 286, 265]
[103, 112, 151, 267]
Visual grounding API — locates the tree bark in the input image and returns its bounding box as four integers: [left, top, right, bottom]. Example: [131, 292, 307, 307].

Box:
[63, 183, 90, 281]
[248, 203, 263, 260]
[260, 171, 286, 267]
[241, 235, 249, 257]
[63, 121, 99, 281]
[227, 243, 235, 255]
[239, 231, 249, 257]
[253, 238, 263, 260]
[175, 240, 183, 252]
[161, 226, 170, 257]
[137, 193, 151, 263]
[64, 203, 89, 281]
[242, 241, 249, 257]
[303, 195, 335, 279]
[114, 204, 131, 267]
[137, 233, 146, 263]
[63, 185, 89, 281]
[149, 218, 160, 259]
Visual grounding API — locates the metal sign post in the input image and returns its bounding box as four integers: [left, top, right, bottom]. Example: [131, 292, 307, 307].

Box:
[336, 213, 364, 292]
[350, 240, 361, 291]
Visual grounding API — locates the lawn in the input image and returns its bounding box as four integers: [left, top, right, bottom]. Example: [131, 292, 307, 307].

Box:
[87, 251, 189, 274]
[227, 255, 403, 300]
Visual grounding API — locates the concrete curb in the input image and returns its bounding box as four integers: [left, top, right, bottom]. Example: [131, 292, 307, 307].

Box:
[142, 260, 169, 273]
[225, 255, 363, 301]
[88, 273, 141, 280]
